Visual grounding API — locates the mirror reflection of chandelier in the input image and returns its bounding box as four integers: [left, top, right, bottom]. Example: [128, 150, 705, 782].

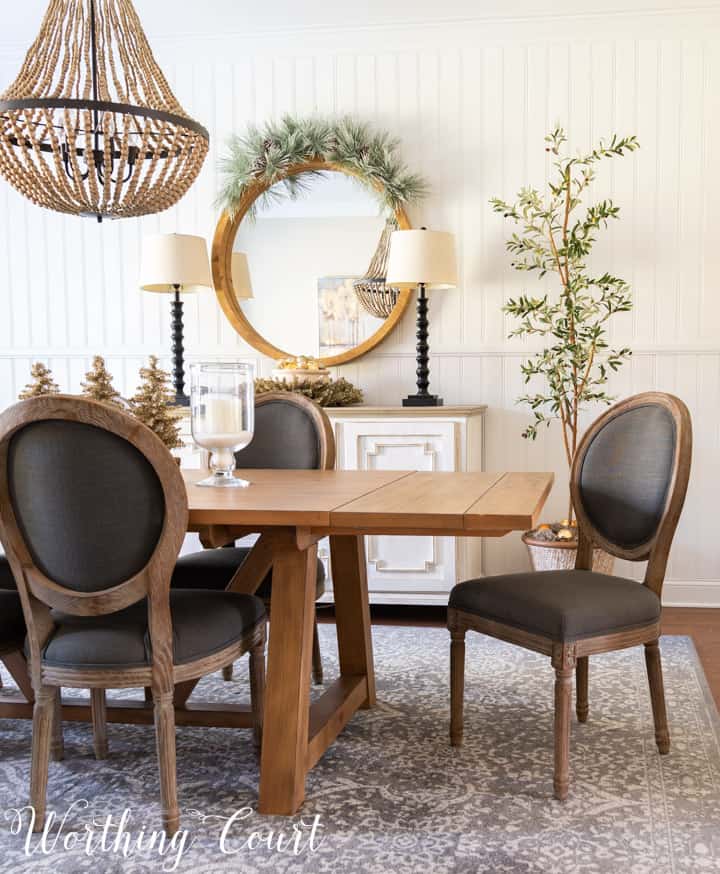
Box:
[353, 218, 401, 319]
[0, 0, 209, 222]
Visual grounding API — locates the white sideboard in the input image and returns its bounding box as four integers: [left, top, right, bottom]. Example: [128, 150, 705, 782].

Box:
[323, 405, 486, 605]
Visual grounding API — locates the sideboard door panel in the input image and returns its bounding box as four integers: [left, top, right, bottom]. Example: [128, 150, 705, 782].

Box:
[340, 421, 457, 597]
[324, 406, 485, 605]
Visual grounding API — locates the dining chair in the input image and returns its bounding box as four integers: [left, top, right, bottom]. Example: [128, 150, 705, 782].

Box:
[447, 392, 692, 800]
[0, 395, 267, 834]
[172, 391, 335, 686]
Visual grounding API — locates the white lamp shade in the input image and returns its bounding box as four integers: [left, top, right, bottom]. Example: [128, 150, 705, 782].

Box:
[386, 229, 458, 289]
[139, 233, 212, 293]
[232, 252, 254, 300]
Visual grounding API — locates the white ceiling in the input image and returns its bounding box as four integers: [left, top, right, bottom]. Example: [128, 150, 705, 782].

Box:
[0, 0, 711, 47]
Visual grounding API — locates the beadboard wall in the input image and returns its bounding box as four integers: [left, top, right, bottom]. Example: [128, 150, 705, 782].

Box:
[1, 2, 719, 604]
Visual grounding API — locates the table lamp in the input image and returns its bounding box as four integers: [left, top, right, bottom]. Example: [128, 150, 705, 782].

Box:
[386, 228, 457, 406]
[232, 252, 254, 300]
[140, 233, 213, 406]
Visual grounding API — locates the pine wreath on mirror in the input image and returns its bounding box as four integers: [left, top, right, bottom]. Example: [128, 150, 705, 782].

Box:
[218, 116, 427, 219]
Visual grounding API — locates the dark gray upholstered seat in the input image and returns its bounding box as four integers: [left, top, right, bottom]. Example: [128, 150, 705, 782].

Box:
[172, 546, 325, 600]
[449, 570, 661, 642]
[42, 590, 265, 669]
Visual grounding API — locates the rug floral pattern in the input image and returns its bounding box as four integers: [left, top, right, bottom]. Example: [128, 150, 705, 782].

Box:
[0, 628, 719, 873]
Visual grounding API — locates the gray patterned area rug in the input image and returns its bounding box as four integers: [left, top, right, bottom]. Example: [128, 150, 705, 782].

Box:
[0, 627, 719, 873]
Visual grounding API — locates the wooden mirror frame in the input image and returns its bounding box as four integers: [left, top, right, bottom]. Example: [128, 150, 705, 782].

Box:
[211, 160, 412, 367]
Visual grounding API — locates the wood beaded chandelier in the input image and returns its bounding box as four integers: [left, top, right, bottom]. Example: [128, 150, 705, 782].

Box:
[0, 0, 209, 221]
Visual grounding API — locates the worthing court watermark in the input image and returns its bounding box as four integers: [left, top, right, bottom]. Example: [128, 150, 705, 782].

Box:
[5, 800, 325, 871]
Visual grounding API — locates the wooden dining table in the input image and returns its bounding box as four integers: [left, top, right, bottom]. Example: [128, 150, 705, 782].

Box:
[0, 467, 553, 817]
[184, 467, 553, 815]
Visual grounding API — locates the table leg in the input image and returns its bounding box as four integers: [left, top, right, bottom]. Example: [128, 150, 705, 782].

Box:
[329, 534, 376, 708]
[258, 532, 317, 815]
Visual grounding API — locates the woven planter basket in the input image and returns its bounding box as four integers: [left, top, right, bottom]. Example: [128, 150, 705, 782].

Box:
[522, 532, 615, 574]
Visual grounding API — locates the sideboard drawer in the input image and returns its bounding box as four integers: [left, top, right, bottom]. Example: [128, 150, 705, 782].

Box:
[338, 420, 457, 472]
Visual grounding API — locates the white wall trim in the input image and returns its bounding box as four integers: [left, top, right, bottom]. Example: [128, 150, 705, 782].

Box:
[663, 582, 720, 609]
[3, 347, 720, 359]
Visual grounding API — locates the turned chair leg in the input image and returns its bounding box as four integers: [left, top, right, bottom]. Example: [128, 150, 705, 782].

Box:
[576, 657, 589, 723]
[222, 664, 234, 682]
[553, 659, 575, 801]
[91, 688, 108, 760]
[51, 688, 64, 761]
[644, 639, 670, 754]
[30, 685, 55, 832]
[249, 639, 266, 749]
[153, 689, 179, 835]
[311, 616, 323, 686]
[450, 628, 466, 746]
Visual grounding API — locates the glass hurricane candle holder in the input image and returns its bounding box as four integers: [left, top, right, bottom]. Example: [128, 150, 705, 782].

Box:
[190, 362, 255, 487]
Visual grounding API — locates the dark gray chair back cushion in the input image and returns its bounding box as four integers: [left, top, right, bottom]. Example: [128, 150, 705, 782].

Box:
[7, 420, 165, 592]
[234, 398, 322, 470]
[578, 403, 676, 550]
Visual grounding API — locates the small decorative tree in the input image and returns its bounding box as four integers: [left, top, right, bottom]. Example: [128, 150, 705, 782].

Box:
[81, 355, 125, 408]
[129, 356, 183, 450]
[491, 128, 639, 523]
[18, 362, 60, 399]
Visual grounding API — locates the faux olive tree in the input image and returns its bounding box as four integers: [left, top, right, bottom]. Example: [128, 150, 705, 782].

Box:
[491, 127, 639, 521]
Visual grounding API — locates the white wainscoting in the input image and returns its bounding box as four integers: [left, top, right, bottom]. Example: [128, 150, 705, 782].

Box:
[0, 4, 719, 604]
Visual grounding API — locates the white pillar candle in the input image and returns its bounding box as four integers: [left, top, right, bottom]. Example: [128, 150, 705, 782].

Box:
[195, 395, 252, 450]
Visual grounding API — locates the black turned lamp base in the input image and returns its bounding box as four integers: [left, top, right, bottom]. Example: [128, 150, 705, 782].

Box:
[403, 283, 444, 408]
[402, 394, 444, 407]
[171, 287, 190, 409]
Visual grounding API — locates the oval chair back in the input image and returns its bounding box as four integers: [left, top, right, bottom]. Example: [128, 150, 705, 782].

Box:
[570, 391, 692, 595]
[234, 392, 335, 471]
[0, 395, 188, 678]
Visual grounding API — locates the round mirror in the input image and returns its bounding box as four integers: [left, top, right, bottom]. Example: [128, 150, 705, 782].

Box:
[212, 162, 412, 367]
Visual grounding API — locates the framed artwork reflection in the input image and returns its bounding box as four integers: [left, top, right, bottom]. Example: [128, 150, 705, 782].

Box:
[317, 276, 383, 358]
